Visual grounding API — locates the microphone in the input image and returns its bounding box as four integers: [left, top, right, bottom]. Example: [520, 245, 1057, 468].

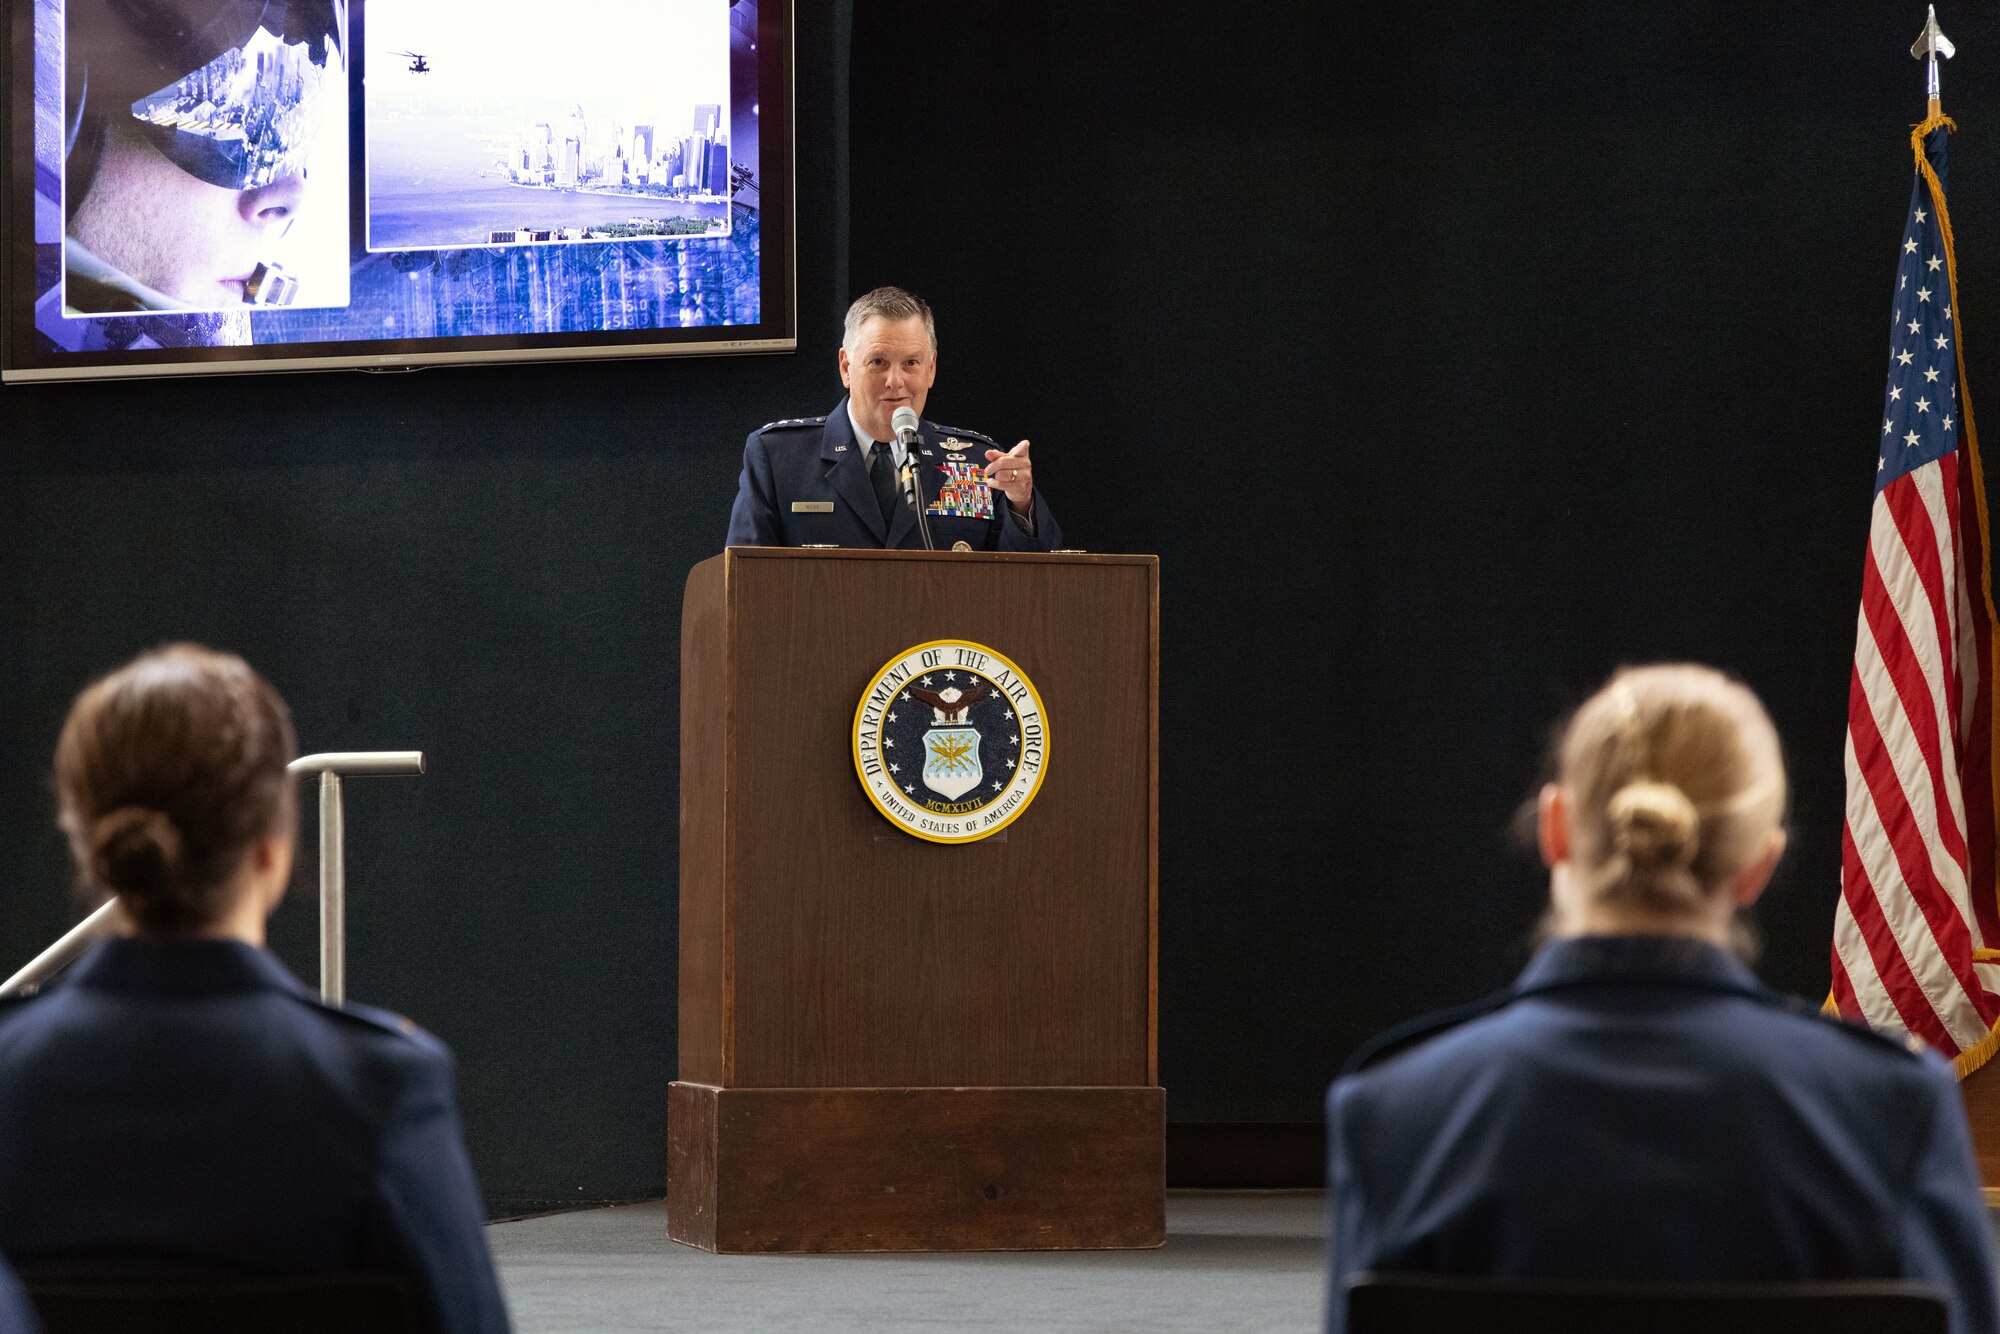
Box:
[891, 406, 921, 449]
[889, 407, 935, 550]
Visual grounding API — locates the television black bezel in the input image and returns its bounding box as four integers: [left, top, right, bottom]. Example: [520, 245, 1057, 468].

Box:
[0, 0, 796, 383]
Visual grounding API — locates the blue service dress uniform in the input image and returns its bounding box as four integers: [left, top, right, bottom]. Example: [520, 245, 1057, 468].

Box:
[724, 398, 1063, 551]
[0, 938, 509, 1334]
[1324, 934, 1999, 1334]
[0, 1257, 38, 1334]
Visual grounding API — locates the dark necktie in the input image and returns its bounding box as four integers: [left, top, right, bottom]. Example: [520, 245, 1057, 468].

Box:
[869, 441, 901, 528]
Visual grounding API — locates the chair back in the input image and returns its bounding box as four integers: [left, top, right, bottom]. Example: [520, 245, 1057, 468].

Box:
[1345, 1271, 1948, 1334]
[28, 1272, 426, 1334]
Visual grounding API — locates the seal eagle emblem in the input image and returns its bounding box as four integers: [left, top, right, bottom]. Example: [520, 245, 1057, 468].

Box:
[852, 640, 1049, 843]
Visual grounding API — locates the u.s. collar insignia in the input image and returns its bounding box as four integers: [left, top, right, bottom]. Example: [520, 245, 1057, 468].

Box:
[852, 640, 1048, 844]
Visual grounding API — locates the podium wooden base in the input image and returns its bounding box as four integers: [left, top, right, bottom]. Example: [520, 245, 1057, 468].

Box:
[1959, 1063, 2000, 1203]
[666, 1082, 1166, 1253]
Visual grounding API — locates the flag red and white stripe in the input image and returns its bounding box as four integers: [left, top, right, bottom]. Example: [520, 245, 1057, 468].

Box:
[1830, 112, 2000, 1073]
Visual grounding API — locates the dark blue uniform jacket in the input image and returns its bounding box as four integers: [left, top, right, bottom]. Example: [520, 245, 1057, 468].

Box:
[1325, 934, 1999, 1334]
[0, 1259, 36, 1334]
[725, 398, 1062, 551]
[0, 938, 509, 1334]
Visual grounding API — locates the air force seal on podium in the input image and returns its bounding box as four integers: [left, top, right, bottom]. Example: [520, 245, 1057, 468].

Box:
[852, 639, 1049, 843]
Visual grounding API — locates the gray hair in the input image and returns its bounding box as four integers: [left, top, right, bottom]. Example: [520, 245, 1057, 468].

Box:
[842, 286, 937, 353]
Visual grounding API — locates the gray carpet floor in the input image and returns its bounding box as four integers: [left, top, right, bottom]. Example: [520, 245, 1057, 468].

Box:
[488, 1190, 1328, 1333]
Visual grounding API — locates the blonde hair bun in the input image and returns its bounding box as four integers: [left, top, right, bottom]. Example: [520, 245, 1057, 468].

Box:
[1606, 781, 1700, 870]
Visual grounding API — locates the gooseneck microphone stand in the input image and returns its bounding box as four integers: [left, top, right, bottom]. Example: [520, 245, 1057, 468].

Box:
[899, 453, 937, 550]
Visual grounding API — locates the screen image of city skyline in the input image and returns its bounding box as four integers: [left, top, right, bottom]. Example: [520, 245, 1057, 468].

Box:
[362, 86, 735, 249]
[500, 100, 733, 214]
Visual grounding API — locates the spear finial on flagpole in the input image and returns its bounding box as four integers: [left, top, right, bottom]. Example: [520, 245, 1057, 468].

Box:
[1913, 4, 1956, 119]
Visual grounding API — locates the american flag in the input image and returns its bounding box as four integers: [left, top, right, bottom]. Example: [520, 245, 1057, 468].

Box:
[1830, 115, 2000, 1073]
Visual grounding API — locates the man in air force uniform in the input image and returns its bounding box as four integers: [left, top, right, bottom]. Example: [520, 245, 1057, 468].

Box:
[725, 286, 1062, 551]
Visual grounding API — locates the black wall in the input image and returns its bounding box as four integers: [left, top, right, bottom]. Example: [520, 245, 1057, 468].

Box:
[849, 0, 2000, 1124]
[5, 0, 1999, 1203]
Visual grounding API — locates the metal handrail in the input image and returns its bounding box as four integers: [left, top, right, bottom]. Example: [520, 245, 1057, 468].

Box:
[0, 751, 424, 1003]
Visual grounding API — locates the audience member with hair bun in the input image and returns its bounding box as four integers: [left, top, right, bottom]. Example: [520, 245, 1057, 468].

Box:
[1323, 663, 1999, 1334]
[0, 645, 509, 1334]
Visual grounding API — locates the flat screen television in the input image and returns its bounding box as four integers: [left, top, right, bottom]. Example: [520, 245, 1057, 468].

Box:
[2, 0, 794, 383]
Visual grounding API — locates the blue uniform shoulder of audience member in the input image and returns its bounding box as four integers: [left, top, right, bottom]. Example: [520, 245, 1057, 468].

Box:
[0, 937, 509, 1334]
[0, 1250, 41, 1334]
[1324, 934, 1998, 1334]
[725, 398, 1062, 552]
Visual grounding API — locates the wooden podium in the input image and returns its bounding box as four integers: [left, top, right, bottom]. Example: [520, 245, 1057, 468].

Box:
[668, 547, 1163, 1253]
[1960, 1064, 2000, 1201]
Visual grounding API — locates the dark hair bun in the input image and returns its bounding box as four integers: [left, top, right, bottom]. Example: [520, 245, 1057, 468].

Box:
[88, 805, 184, 897]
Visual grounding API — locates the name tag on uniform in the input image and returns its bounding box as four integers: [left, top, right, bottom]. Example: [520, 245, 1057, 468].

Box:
[791, 501, 834, 513]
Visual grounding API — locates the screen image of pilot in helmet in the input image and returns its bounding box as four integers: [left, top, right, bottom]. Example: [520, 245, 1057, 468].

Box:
[62, 0, 349, 316]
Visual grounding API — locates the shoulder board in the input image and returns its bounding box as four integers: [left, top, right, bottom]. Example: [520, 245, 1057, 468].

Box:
[758, 416, 826, 432]
[283, 990, 430, 1043]
[931, 423, 997, 446]
[1772, 992, 1932, 1060]
[1342, 988, 1517, 1077]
